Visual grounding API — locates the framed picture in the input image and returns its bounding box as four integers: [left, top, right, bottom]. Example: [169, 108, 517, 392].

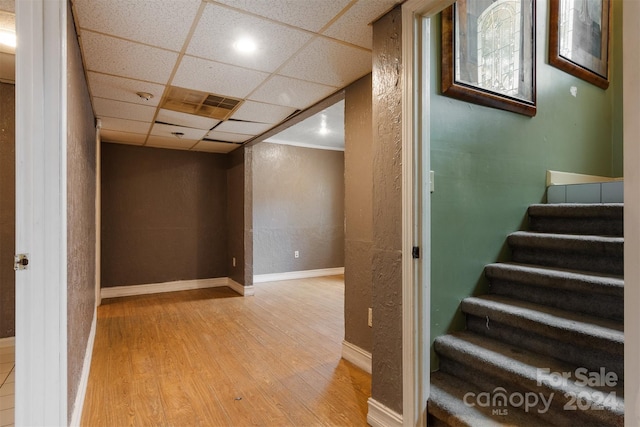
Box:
[441, 0, 536, 117]
[549, 0, 610, 89]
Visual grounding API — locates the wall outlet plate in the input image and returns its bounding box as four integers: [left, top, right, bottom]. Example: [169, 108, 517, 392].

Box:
[368, 308, 373, 327]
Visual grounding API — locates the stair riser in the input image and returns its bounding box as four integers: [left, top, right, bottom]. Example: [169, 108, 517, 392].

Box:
[465, 316, 624, 380]
[437, 357, 621, 427]
[510, 248, 622, 275]
[489, 280, 623, 321]
[528, 217, 623, 237]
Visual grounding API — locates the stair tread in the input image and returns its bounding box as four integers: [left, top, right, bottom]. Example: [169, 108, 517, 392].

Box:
[485, 262, 624, 295]
[509, 231, 624, 246]
[429, 371, 555, 426]
[461, 295, 623, 346]
[435, 331, 625, 403]
[528, 203, 623, 218]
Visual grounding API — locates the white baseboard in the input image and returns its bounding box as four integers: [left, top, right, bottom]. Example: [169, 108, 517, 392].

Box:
[341, 340, 372, 374]
[253, 267, 345, 283]
[227, 278, 255, 296]
[69, 307, 97, 427]
[100, 277, 255, 299]
[0, 336, 15, 348]
[367, 398, 403, 427]
[101, 277, 229, 299]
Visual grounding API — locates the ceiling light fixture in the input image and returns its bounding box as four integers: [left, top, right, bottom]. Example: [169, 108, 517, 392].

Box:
[0, 30, 16, 48]
[136, 91, 154, 101]
[319, 115, 329, 136]
[233, 37, 257, 54]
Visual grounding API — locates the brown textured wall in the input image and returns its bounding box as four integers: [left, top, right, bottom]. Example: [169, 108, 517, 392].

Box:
[227, 147, 245, 285]
[66, 6, 97, 421]
[252, 142, 345, 275]
[0, 82, 15, 339]
[344, 74, 373, 353]
[101, 143, 229, 287]
[243, 147, 254, 286]
[371, 5, 404, 414]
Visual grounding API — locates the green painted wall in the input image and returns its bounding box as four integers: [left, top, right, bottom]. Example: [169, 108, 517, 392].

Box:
[430, 0, 622, 367]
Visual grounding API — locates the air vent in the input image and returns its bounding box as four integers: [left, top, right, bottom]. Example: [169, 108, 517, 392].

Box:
[161, 86, 243, 121]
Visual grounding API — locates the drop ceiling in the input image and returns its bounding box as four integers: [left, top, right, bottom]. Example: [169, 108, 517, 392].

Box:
[70, 0, 399, 153]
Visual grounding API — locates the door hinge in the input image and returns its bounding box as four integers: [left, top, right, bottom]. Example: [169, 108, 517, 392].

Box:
[14, 253, 29, 271]
[412, 246, 420, 259]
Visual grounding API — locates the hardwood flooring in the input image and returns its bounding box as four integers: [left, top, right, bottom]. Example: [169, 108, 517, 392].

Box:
[81, 276, 371, 426]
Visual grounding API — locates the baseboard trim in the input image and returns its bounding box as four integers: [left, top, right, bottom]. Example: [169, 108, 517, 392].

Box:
[69, 307, 97, 427]
[253, 267, 345, 283]
[227, 278, 255, 296]
[100, 277, 257, 299]
[341, 340, 372, 374]
[101, 277, 229, 299]
[0, 336, 15, 348]
[367, 398, 403, 427]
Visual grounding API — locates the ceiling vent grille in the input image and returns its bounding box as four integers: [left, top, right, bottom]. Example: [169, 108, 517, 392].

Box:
[161, 86, 243, 121]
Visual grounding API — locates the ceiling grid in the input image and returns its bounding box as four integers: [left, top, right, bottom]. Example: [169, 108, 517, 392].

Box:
[68, 0, 399, 153]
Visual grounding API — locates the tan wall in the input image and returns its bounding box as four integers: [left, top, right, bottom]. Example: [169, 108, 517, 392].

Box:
[371, 5, 404, 414]
[252, 142, 345, 275]
[344, 74, 373, 352]
[66, 5, 97, 420]
[0, 82, 15, 339]
[100, 143, 230, 287]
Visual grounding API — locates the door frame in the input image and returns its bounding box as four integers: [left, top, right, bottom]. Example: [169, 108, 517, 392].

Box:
[14, 0, 68, 425]
[401, 1, 453, 426]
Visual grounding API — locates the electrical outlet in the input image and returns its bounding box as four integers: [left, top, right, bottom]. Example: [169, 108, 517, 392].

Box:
[368, 308, 373, 327]
[294, 250, 299, 258]
[232, 257, 236, 267]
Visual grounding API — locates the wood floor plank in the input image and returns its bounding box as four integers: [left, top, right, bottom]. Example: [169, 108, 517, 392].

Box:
[81, 276, 370, 426]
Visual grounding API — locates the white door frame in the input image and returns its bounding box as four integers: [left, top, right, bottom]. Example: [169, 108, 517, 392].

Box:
[623, 1, 640, 425]
[401, 1, 453, 426]
[14, 0, 68, 425]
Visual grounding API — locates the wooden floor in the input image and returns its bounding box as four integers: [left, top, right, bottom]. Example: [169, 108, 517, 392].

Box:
[81, 275, 371, 426]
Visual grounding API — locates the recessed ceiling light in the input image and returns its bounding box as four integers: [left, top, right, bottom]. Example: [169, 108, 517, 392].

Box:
[319, 115, 330, 135]
[233, 37, 257, 54]
[0, 30, 16, 48]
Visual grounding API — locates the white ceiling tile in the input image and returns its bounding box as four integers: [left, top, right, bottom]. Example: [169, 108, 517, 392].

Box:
[214, 0, 351, 32]
[215, 120, 272, 136]
[205, 130, 254, 143]
[0, 1, 13, 13]
[100, 129, 147, 146]
[231, 100, 297, 124]
[146, 135, 197, 150]
[80, 31, 178, 84]
[323, 0, 397, 49]
[173, 55, 269, 99]
[248, 75, 337, 109]
[191, 140, 239, 154]
[150, 123, 208, 140]
[72, 0, 201, 52]
[93, 97, 156, 122]
[100, 117, 152, 134]
[156, 109, 219, 130]
[187, 3, 312, 73]
[279, 37, 372, 87]
[87, 72, 165, 106]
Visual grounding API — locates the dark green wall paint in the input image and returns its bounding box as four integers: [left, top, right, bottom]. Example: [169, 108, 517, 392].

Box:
[430, 1, 622, 367]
